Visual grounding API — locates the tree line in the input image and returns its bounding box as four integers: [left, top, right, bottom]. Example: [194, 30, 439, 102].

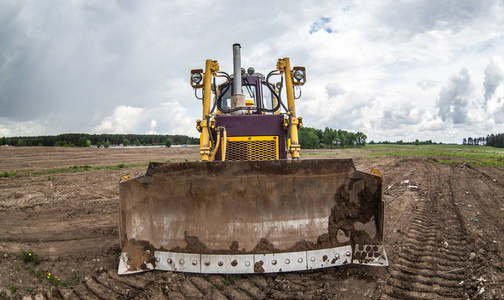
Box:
[370, 139, 436, 145]
[298, 127, 367, 149]
[0, 134, 199, 147]
[1, 128, 367, 149]
[463, 134, 504, 148]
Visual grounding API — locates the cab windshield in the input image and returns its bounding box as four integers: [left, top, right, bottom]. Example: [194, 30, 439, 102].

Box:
[219, 84, 257, 110]
[217, 78, 277, 112]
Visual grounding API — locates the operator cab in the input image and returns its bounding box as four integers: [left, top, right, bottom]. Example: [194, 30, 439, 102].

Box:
[218, 71, 277, 114]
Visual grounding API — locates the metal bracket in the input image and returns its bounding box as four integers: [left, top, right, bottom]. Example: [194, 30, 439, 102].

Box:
[353, 244, 389, 266]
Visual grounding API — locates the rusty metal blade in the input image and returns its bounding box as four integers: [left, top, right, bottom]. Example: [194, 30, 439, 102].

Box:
[118, 159, 386, 274]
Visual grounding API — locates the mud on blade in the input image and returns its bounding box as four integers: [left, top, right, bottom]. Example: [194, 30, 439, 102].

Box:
[118, 159, 388, 274]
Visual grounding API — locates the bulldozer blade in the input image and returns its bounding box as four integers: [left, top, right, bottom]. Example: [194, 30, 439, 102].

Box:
[118, 159, 388, 275]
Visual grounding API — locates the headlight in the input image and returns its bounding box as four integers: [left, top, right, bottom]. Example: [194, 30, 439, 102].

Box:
[247, 67, 255, 75]
[191, 72, 203, 84]
[293, 69, 305, 81]
[241, 67, 246, 76]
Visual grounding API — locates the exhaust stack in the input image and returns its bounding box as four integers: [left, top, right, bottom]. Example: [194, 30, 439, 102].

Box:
[231, 43, 245, 114]
[232, 43, 242, 95]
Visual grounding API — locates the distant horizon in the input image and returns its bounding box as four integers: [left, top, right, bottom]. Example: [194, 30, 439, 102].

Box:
[5, 131, 504, 146]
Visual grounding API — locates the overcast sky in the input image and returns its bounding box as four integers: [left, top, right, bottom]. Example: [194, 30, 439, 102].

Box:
[1, 0, 504, 143]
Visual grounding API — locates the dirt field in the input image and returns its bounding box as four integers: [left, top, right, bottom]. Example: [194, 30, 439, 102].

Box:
[1, 146, 503, 299]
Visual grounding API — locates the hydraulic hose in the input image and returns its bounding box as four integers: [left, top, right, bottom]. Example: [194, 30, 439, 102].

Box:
[209, 127, 227, 161]
[207, 116, 214, 148]
[266, 70, 288, 112]
[209, 130, 221, 161]
[221, 127, 227, 161]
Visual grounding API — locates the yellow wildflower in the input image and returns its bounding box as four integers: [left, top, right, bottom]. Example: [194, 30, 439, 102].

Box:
[29, 253, 32, 256]
[48, 273, 51, 276]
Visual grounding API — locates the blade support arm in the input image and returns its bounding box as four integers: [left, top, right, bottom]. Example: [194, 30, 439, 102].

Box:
[200, 59, 219, 161]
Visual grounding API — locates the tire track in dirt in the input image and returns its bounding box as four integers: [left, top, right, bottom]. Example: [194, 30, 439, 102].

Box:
[43, 271, 155, 300]
[447, 163, 504, 296]
[384, 162, 468, 299]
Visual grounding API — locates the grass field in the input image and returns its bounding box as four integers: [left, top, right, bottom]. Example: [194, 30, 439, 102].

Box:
[302, 144, 504, 167]
[365, 144, 504, 167]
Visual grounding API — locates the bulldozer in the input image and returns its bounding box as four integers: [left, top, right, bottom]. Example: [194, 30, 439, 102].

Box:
[118, 44, 388, 274]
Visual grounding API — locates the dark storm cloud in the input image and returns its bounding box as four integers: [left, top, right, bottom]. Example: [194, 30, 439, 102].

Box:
[0, 2, 130, 121]
[436, 68, 473, 124]
[0, 0, 313, 136]
[0, 1, 188, 133]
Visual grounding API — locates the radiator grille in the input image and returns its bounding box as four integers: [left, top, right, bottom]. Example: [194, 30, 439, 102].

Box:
[225, 136, 279, 161]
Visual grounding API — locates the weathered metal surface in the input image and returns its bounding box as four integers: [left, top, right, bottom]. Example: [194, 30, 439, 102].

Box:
[307, 246, 353, 270]
[118, 159, 385, 274]
[254, 251, 307, 273]
[118, 245, 387, 274]
[200, 253, 255, 274]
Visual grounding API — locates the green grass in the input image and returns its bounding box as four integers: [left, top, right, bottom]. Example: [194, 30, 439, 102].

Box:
[8, 284, 17, 295]
[1, 162, 150, 179]
[0, 170, 17, 178]
[20, 249, 41, 265]
[21, 249, 77, 288]
[365, 144, 504, 167]
[24, 162, 147, 176]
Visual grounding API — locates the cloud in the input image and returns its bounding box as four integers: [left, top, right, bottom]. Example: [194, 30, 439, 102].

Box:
[148, 120, 157, 134]
[379, 0, 499, 38]
[436, 68, 474, 124]
[92, 102, 194, 136]
[377, 101, 426, 129]
[93, 106, 145, 134]
[416, 80, 437, 90]
[325, 82, 346, 97]
[495, 100, 504, 124]
[0, 119, 50, 137]
[483, 56, 504, 104]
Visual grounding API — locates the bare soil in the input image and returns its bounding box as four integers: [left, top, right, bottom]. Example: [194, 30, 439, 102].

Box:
[1, 146, 503, 299]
